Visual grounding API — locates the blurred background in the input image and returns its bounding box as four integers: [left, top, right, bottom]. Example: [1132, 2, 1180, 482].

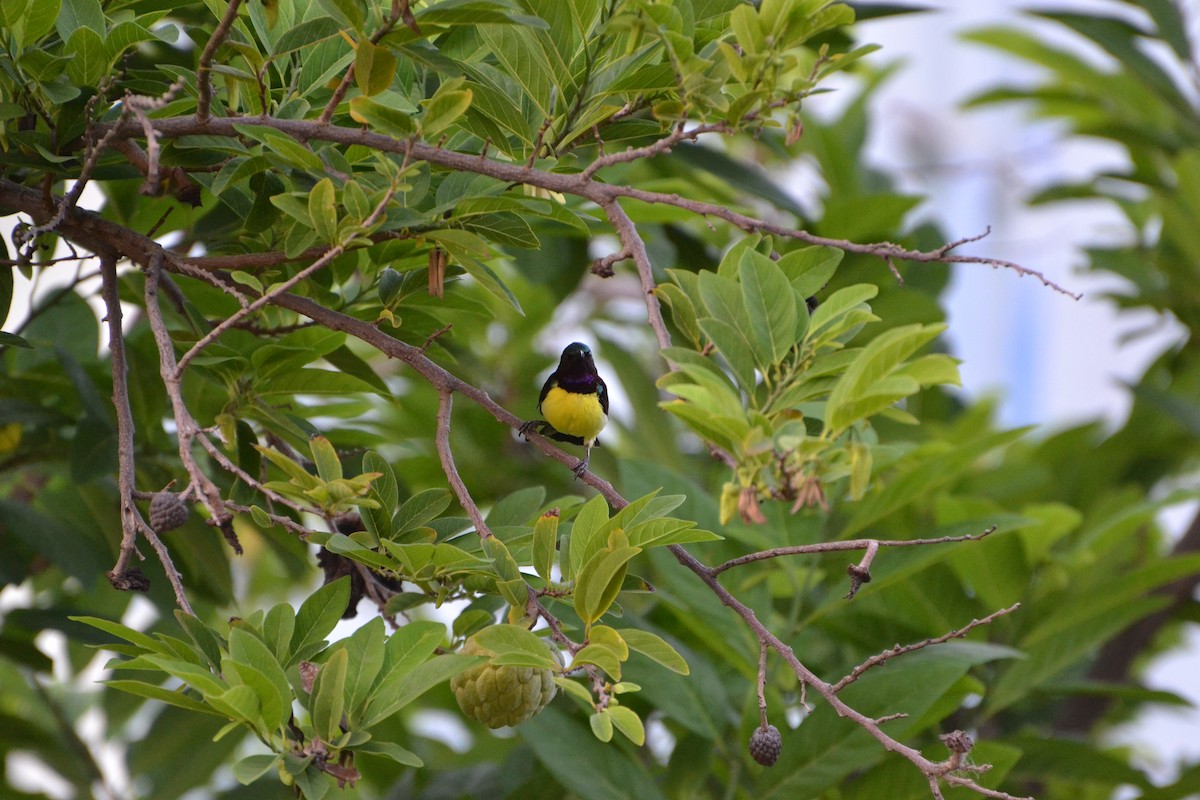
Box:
[852, 0, 1199, 784]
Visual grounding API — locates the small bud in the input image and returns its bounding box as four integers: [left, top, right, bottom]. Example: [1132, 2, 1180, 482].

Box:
[738, 487, 768, 525]
[749, 724, 782, 766]
[299, 661, 319, 694]
[149, 492, 189, 532]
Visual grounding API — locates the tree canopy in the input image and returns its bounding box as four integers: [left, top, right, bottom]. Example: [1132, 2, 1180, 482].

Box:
[1, 1, 1198, 799]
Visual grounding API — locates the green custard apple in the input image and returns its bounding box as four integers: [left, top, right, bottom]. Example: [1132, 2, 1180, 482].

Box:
[450, 636, 557, 728]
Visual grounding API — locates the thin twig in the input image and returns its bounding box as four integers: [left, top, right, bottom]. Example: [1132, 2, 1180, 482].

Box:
[832, 603, 1022, 693]
[197, 0, 243, 122]
[757, 640, 769, 729]
[99, 253, 144, 581]
[435, 390, 493, 540]
[318, 2, 407, 125]
[174, 178, 399, 375]
[711, 527, 999, 576]
[76, 117, 1081, 297]
[144, 253, 239, 555]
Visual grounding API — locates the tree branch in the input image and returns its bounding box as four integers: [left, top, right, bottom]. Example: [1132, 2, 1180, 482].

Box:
[710, 527, 999, 576]
[144, 253, 240, 555]
[82, 117, 1079, 297]
[99, 253, 147, 586]
[435, 390, 494, 540]
[196, 0, 243, 122]
[832, 604, 1021, 693]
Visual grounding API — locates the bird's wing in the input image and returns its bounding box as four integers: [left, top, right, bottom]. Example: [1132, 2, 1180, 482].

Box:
[597, 377, 610, 416]
[536, 371, 558, 413]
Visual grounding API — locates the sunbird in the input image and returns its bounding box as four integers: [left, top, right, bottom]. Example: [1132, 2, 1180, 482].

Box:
[521, 342, 609, 478]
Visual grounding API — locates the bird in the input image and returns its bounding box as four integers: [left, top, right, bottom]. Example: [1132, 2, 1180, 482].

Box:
[520, 342, 609, 478]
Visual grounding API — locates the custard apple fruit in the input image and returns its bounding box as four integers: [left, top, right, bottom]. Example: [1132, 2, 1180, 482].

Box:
[450, 636, 557, 728]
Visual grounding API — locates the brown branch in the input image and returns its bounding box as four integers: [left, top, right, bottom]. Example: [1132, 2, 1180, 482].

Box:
[174, 177, 399, 375]
[832, 604, 1021, 693]
[99, 253, 146, 583]
[81, 117, 1077, 297]
[579, 122, 722, 181]
[711, 527, 999, 576]
[195, 432, 324, 520]
[144, 253, 239, 554]
[435, 390, 494, 540]
[197, 0, 243, 122]
[125, 77, 188, 197]
[222, 499, 318, 538]
[318, 3, 407, 125]
[599, 198, 673, 351]
[756, 640, 770, 729]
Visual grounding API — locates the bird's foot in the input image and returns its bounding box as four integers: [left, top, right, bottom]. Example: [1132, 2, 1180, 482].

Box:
[519, 420, 542, 440]
[572, 456, 590, 480]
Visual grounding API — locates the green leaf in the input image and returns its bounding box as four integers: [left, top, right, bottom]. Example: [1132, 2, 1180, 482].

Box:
[460, 256, 523, 313]
[806, 283, 878, 344]
[355, 740, 423, 767]
[71, 616, 164, 654]
[608, 706, 645, 745]
[382, 620, 446, 678]
[362, 451, 398, 543]
[229, 628, 292, 728]
[568, 494, 611, 580]
[698, 317, 758, 392]
[0, 331, 32, 349]
[273, 16, 342, 55]
[590, 709, 614, 742]
[421, 88, 474, 139]
[257, 367, 385, 398]
[315, 0, 363, 31]
[289, 577, 351, 665]
[618, 629, 689, 675]
[473, 624, 558, 670]
[573, 643, 623, 680]
[308, 177, 338, 243]
[393, 488, 452, 534]
[343, 617, 386, 721]
[364, 653, 482, 726]
[311, 647, 348, 741]
[262, 603, 296, 664]
[174, 612, 224, 669]
[349, 95, 416, 137]
[574, 545, 642, 625]
[532, 510, 559, 584]
[103, 680, 224, 716]
[233, 123, 324, 171]
[355, 38, 398, 96]
[65, 26, 107, 86]
[739, 249, 798, 364]
[777, 245, 844, 298]
[232, 754, 281, 785]
[521, 707, 668, 800]
[655, 282, 702, 346]
[308, 434, 342, 483]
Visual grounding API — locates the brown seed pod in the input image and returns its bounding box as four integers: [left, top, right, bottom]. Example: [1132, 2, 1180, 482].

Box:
[149, 491, 189, 532]
[749, 724, 782, 766]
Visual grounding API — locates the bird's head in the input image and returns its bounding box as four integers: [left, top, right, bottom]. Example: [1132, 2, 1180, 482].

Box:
[558, 342, 595, 371]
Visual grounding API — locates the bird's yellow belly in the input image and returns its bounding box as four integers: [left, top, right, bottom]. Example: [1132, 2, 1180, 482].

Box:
[542, 387, 607, 444]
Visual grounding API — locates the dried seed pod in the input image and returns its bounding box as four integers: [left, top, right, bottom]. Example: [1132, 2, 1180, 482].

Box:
[749, 724, 782, 766]
[149, 492, 189, 532]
